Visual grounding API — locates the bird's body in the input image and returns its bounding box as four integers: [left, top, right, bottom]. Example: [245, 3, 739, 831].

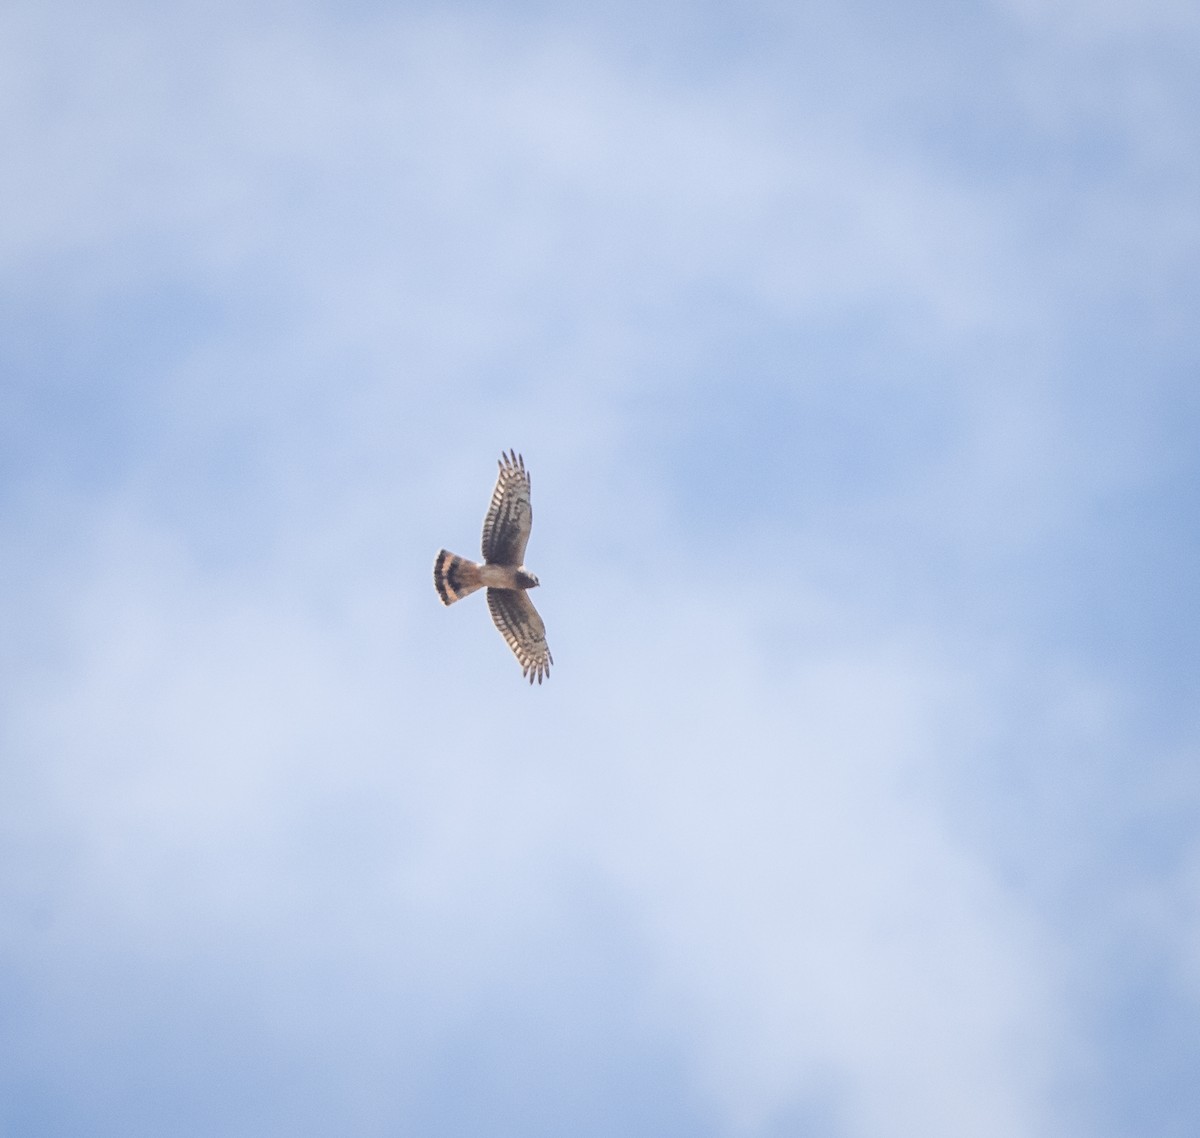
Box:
[433, 451, 552, 684]
[432, 554, 538, 600]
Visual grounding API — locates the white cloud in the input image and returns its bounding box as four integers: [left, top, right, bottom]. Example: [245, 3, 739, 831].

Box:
[3, 503, 1082, 1137]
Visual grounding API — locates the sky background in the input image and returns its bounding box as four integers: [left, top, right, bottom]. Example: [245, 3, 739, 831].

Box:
[3, 1, 1199, 1135]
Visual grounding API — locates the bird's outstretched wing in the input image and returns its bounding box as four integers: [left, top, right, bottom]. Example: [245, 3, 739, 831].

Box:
[487, 588, 553, 684]
[481, 449, 532, 566]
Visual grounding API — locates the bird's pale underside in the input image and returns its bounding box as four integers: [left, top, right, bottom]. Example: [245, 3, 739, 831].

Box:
[433, 450, 553, 684]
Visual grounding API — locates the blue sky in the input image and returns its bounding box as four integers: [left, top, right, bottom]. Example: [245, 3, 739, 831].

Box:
[3, 1, 1199, 1135]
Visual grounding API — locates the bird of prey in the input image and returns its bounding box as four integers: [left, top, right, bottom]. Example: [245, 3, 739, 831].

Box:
[433, 450, 553, 684]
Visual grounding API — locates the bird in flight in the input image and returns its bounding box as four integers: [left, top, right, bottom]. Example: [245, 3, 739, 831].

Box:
[433, 450, 553, 684]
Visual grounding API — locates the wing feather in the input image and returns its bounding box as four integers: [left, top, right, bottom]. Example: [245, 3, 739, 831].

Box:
[486, 588, 553, 684]
[480, 449, 532, 566]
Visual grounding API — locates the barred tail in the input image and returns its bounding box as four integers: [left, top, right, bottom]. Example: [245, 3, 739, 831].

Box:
[433, 550, 484, 605]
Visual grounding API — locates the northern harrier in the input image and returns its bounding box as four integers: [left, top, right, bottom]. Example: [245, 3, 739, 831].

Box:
[433, 450, 553, 684]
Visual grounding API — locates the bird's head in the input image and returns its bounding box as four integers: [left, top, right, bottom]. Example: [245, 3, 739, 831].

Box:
[516, 569, 540, 589]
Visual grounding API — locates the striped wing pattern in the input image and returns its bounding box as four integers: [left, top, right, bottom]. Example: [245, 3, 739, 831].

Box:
[481, 449, 532, 566]
[487, 588, 553, 685]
